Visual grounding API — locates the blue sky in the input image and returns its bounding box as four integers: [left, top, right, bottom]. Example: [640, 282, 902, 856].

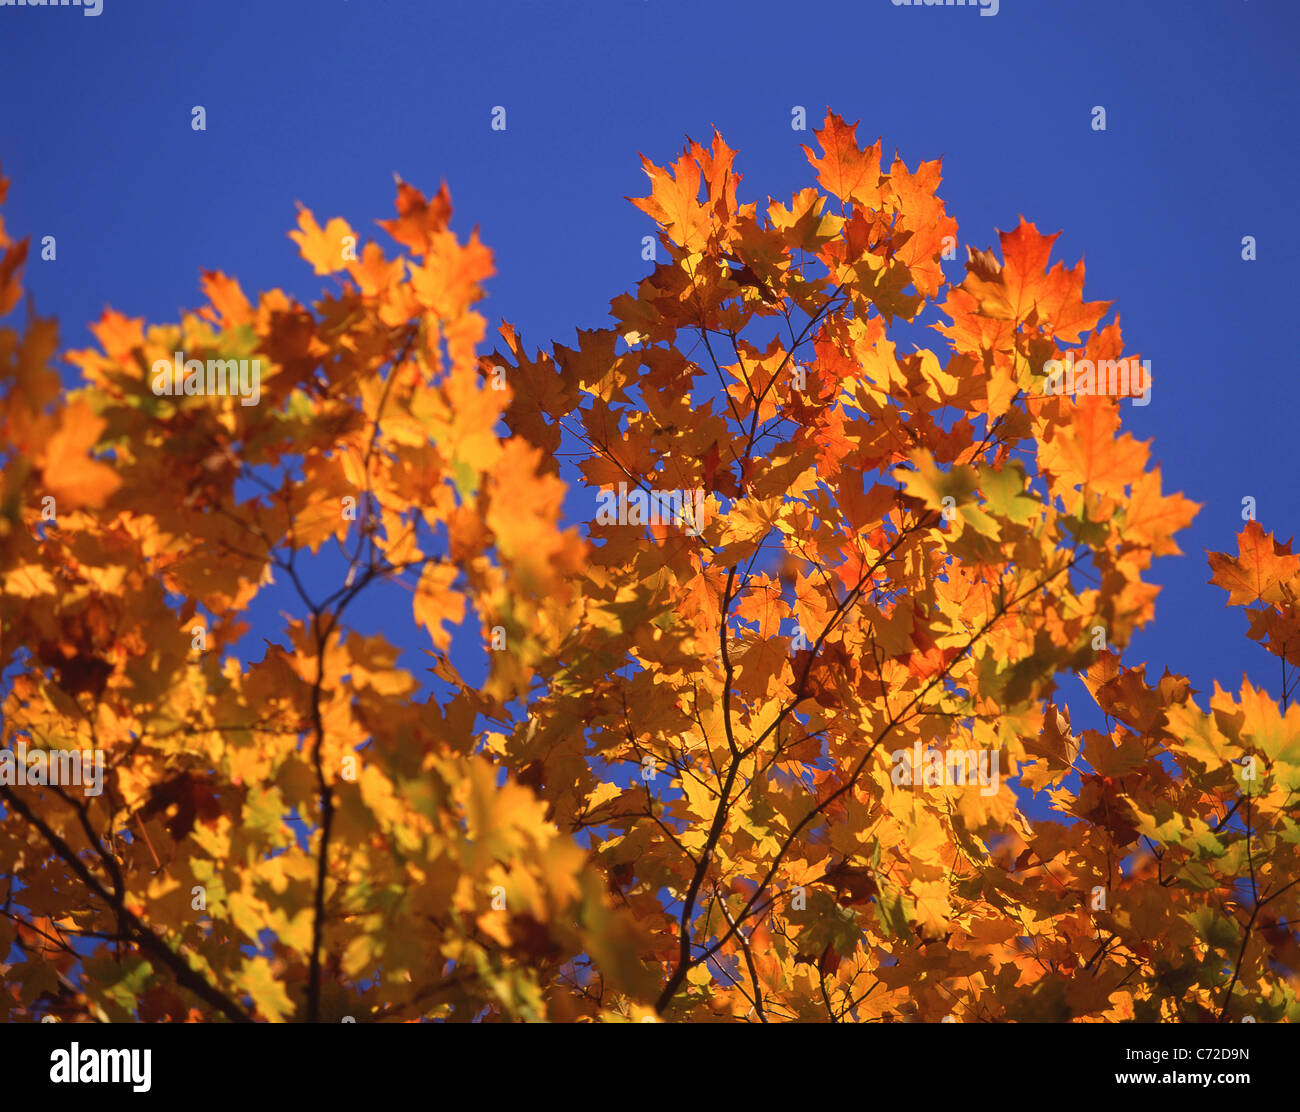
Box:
[2, 0, 1297, 785]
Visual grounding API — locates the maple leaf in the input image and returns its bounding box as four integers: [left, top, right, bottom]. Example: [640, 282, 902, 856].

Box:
[413, 562, 464, 652]
[1208, 520, 1300, 606]
[803, 111, 883, 211]
[378, 178, 452, 256]
[1037, 395, 1149, 502]
[39, 402, 122, 508]
[288, 205, 357, 276]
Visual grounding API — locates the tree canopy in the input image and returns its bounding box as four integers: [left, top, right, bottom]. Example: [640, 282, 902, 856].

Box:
[2, 113, 1297, 1023]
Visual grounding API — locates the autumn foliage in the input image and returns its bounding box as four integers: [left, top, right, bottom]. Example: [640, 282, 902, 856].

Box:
[1, 112, 1297, 1022]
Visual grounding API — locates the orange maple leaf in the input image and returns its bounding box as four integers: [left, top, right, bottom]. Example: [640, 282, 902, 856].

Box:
[1208, 520, 1300, 607]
